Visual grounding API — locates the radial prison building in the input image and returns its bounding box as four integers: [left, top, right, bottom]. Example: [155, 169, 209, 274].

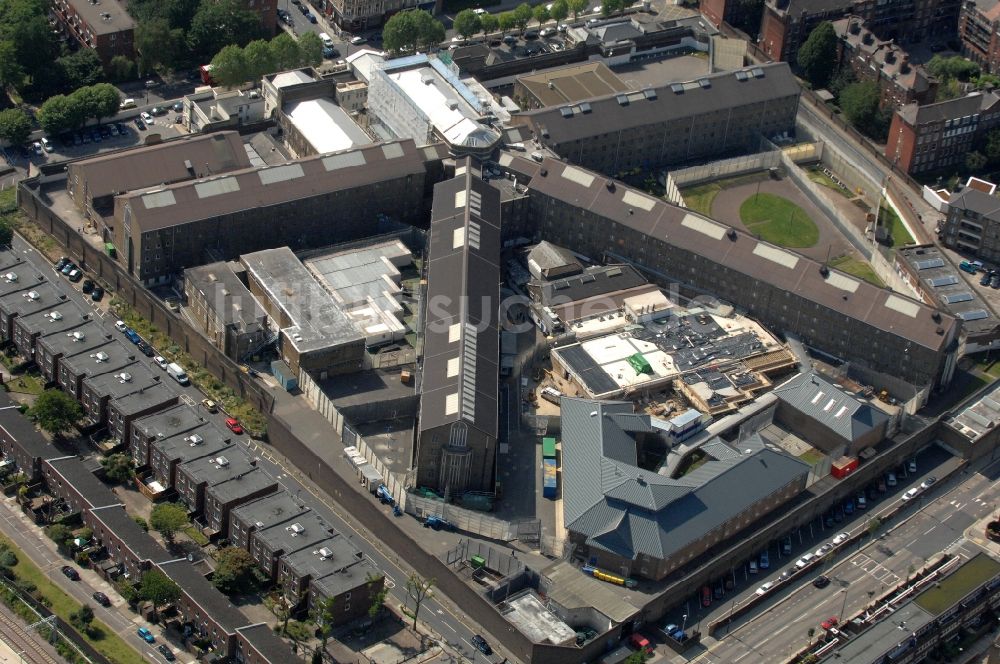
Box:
[415, 160, 502, 494]
[497, 153, 960, 395]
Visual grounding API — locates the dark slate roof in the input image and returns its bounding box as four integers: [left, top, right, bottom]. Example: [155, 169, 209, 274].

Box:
[419, 160, 501, 438]
[517, 63, 800, 145]
[236, 623, 293, 662]
[280, 534, 362, 579]
[205, 468, 277, 504]
[560, 397, 809, 561]
[89, 505, 167, 562]
[898, 91, 1000, 126]
[44, 456, 119, 509]
[231, 491, 306, 530]
[0, 391, 53, 461]
[59, 339, 138, 379]
[253, 510, 335, 555]
[108, 381, 177, 418]
[36, 321, 113, 360]
[540, 264, 646, 305]
[526, 241, 582, 276]
[179, 451, 256, 488]
[309, 558, 381, 600]
[948, 186, 1000, 222]
[133, 404, 208, 440]
[82, 363, 162, 402]
[157, 558, 250, 633]
[772, 371, 889, 442]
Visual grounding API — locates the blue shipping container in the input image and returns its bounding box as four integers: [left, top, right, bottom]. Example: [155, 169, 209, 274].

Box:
[543, 458, 558, 499]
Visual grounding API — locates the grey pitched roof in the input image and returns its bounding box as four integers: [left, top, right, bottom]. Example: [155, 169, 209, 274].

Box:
[540, 264, 647, 305]
[948, 186, 1000, 222]
[419, 160, 501, 438]
[772, 371, 889, 442]
[899, 91, 1000, 126]
[560, 397, 809, 561]
[526, 241, 582, 276]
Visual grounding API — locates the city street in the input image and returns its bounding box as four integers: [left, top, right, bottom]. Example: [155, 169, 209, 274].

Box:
[678, 453, 1000, 664]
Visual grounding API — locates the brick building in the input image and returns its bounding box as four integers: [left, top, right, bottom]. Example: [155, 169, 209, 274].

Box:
[940, 185, 1000, 260]
[51, 0, 135, 65]
[959, 0, 1000, 75]
[886, 91, 1000, 174]
[184, 262, 269, 362]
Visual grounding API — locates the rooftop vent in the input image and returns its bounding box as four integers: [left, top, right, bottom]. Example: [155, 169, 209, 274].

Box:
[215, 456, 229, 467]
[751, 67, 765, 78]
[288, 522, 305, 535]
[735, 70, 749, 81]
[4, 273, 16, 282]
[849, 21, 861, 34]
[71, 331, 85, 341]
[47, 311, 63, 321]
[643, 88, 657, 100]
[931, 311, 942, 322]
[670, 83, 684, 94]
[117, 372, 132, 383]
[606, 180, 616, 192]
[187, 434, 204, 446]
[698, 78, 711, 88]
[559, 107, 573, 118]
[94, 351, 109, 362]
[25, 291, 40, 301]
[616, 94, 629, 106]
[578, 102, 592, 114]
[317, 547, 334, 559]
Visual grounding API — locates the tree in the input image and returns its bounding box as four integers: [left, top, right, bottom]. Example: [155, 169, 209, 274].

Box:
[56, 49, 103, 90]
[0, 545, 17, 578]
[926, 54, 979, 82]
[188, 0, 262, 59]
[149, 502, 188, 544]
[866, 516, 882, 537]
[966, 151, 988, 172]
[243, 39, 275, 81]
[549, 0, 568, 22]
[411, 10, 445, 49]
[807, 627, 815, 645]
[211, 45, 250, 87]
[133, 516, 148, 532]
[383, 10, 422, 53]
[298, 32, 324, 67]
[533, 4, 550, 25]
[138, 569, 181, 617]
[840, 80, 880, 135]
[405, 573, 434, 630]
[0, 41, 25, 91]
[600, 0, 615, 16]
[0, 219, 13, 249]
[89, 83, 122, 123]
[512, 3, 533, 31]
[269, 33, 301, 70]
[622, 652, 646, 664]
[479, 12, 499, 35]
[311, 596, 336, 659]
[29, 389, 83, 438]
[454, 9, 482, 38]
[101, 453, 134, 484]
[367, 573, 388, 619]
[796, 21, 836, 89]
[0, 108, 31, 146]
[497, 12, 516, 35]
[986, 128, 1000, 164]
[567, 0, 588, 19]
[69, 86, 101, 127]
[135, 19, 185, 74]
[45, 523, 74, 552]
[212, 546, 258, 595]
[108, 55, 136, 83]
[70, 604, 95, 633]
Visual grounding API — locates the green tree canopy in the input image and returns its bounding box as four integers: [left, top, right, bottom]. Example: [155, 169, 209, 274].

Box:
[298, 31, 324, 67]
[926, 54, 979, 82]
[0, 0, 58, 96]
[567, 0, 588, 19]
[243, 39, 275, 80]
[986, 128, 1000, 163]
[796, 21, 836, 89]
[497, 11, 516, 34]
[135, 19, 185, 74]
[382, 10, 444, 53]
[149, 502, 188, 543]
[966, 151, 988, 172]
[89, 83, 122, 122]
[108, 55, 136, 83]
[211, 44, 250, 87]
[480, 12, 498, 34]
[512, 2, 533, 30]
[212, 546, 258, 595]
[269, 32, 302, 70]
[0, 108, 32, 146]
[454, 9, 481, 38]
[549, 0, 568, 22]
[139, 569, 181, 616]
[56, 49, 103, 90]
[100, 453, 135, 484]
[840, 80, 883, 137]
[533, 4, 550, 24]
[0, 41, 25, 90]
[188, 0, 262, 59]
[45, 523, 74, 551]
[28, 388, 83, 437]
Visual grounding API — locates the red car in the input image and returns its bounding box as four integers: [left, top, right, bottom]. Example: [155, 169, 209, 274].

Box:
[225, 418, 243, 434]
[701, 586, 712, 607]
[820, 616, 839, 630]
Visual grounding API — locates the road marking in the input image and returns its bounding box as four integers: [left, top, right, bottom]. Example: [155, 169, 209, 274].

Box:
[179, 394, 195, 407]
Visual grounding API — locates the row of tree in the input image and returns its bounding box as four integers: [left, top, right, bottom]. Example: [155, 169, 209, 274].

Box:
[209, 33, 324, 88]
[382, 10, 447, 54]
[35, 84, 122, 142]
[452, 0, 634, 40]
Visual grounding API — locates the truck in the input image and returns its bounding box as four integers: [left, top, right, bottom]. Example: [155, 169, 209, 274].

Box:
[424, 516, 456, 532]
[960, 260, 983, 274]
[376, 484, 395, 506]
[166, 362, 190, 386]
[543, 458, 558, 499]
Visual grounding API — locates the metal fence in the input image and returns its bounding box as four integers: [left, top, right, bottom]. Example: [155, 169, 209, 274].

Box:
[665, 150, 784, 207]
[404, 493, 542, 543]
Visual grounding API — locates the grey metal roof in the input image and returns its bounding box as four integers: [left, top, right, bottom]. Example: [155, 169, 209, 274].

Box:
[772, 371, 890, 443]
[526, 241, 582, 276]
[231, 491, 306, 531]
[948, 186, 1000, 221]
[205, 468, 277, 504]
[899, 91, 1000, 126]
[517, 62, 800, 146]
[419, 160, 501, 438]
[560, 397, 809, 561]
[540, 264, 646, 305]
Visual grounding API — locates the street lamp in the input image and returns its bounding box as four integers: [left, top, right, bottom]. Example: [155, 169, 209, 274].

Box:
[681, 614, 688, 633]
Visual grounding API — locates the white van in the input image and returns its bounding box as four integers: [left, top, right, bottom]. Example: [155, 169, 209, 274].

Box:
[166, 362, 190, 386]
[319, 32, 334, 47]
[119, 98, 137, 110]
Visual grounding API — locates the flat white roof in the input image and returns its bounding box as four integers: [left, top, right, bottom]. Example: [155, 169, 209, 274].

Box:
[388, 67, 495, 148]
[286, 98, 372, 155]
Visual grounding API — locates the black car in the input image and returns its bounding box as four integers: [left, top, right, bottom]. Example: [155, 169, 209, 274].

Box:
[471, 635, 492, 656]
[92, 591, 111, 606]
[115, 122, 129, 136]
[56, 256, 70, 271]
[298, 3, 308, 13]
[813, 575, 830, 588]
[91, 287, 104, 302]
[157, 645, 176, 661]
[981, 272, 992, 286]
[61, 565, 79, 580]
[81, 279, 95, 294]
[99, 125, 112, 138]
[136, 341, 155, 357]
[134, 117, 147, 131]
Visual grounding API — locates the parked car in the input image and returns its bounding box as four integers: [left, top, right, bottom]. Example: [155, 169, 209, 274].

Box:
[81, 279, 95, 294]
[701, 585, 712, 607]
[759, 550, 770, 569]
[40, 137, 53, 153]
[202, 399, 218, 413]
[886, 472, 897, 487]
[815, 543, 832, 557]
[908, 458, 917, 474]
[92, 591, 111, 606]
[778, 570, 793, 582]
[136, 341, 155, 357]
[91, 287, 104, 301]
[134, 117, 147, 131]
[813, 575, 830, 588]
[901, 488, 920, 502]
[157, 645, 176, 661]
[351, 35, 365, 44]
[61, 262, 75, 275]
[831, 532, 849, 546]
[172, 101, 184, 112]
[115, 320, 128, 333]
[795, 553, 816, 569]
[137, 627, 155, 643]
[981, 272, 992, 286]
[781, 536, 792, 556]
[991, 274, 1000, 289]
[857, 494, 867, 509]
[920, 476, 937, 490]
[31, 141, 43, 155]
[748, 559, 758, 574]
[713, 584, 724, 599]
[755, 581, 775, 596]
[150, 106, 167, 117]
[471, 635, 492, 656]
[56, 257, 69, 271]
[307, 12, 317, 22]
[820, 617, 839, 630]
[61, 565, 79, 580]
[153, 355, 168, 370]
[140, 112, 154, 125]
[68, 269, 82, 282]
[225, 418, 243, 434]
[844, 499, 854, 515]
[124, 329, 141, 344]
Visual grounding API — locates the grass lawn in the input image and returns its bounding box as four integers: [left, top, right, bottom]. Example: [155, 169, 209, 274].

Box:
[0, 535, 147, 664]
[797, 448, 825, 466]
[915, 554, 1000, 615]
[739, 193, 820, 248]
[679, 171, 771, 216]
[829, 255, 885, 287]
[183, 525, 210, 546]
[878, 203, 914, 247]
[6, 372, 45, 396]
[806, 167, 852, 198]
[974, 354, 1000, 380]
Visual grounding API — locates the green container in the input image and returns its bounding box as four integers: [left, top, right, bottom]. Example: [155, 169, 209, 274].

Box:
[470, 555, 486, 569]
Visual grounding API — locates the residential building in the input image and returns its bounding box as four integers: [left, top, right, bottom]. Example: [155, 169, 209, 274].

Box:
[228, 492, 306, 552]
[560, 397, 810, 581]
[307, 558, 383, 625]
[129, 404, 208, 469]
[511, 63, 800, 176]
[107, 382, 179, 445]
[241, 247, 365, 377]
[182, 87, 266, 134]
[249, 510, 334, 581]
[176, 452, 256, 514]
[888, 91, 1000, 174]
[276, 534, 363, 607]
[57, 339, 137, 400]
[35, 321, 111, 384]
[202, 469, 278, 535]
[80, 362, 161, 428]
[0, 283, 68, 343]
[833, 18, 937, 110]
[184, 262, 270, 362]
[0, 392, 53, 481]
[148, 422, 233, 489]
[513, 63, 631, 111]
[50, 0, 135, 65]
[941, 184, 1000, 260]
[12, 302, 91, 364]
[959, 0, 1000, 74]
[415, 161, 501, 493]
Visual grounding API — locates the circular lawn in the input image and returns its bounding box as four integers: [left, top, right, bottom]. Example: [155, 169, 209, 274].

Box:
[739, 192, 820, 248]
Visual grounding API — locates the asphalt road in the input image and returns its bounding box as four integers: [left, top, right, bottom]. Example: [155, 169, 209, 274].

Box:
[681, 453, 1000, 664]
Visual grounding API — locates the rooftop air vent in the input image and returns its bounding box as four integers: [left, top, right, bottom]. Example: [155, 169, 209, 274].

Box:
[187, 434, 204, 446]
[559, 107, 573, 118]
[26, 291, 39, 301]
[578, 102, 592, 114]
[94, 351, 109, 362]
[72, 331, 85, 341]
[670, 83, 684, 94]
[318, 547, 334, 559]
[643, 88, 657, 100]
[932, 311, 942, 322]
[48, 311, 63, 321]
[616, 94, 629, 106]
[288, 522, 305, 535]
[117, 372, 132, 383]
[698, 78, 711, 88]
[4, 273, 16, 282]
[215, 456, 229, 467]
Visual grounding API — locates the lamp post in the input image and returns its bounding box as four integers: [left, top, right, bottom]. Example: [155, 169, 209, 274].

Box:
[681, 614, 688, 633]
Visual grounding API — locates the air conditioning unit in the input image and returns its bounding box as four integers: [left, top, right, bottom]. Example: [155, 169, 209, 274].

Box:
[187, 434, 204, 446]
[48, 311, 63, 321]
[118, 372, 132, 383]
[94, 351, 109, 362]
[317, 547, 334, 559]
[71, 331, 85, 341]
[26, 291, 40, 301]
[4, 273, 17, 282]
[215, 456, 229, 467]
[287, 522, 305, 535]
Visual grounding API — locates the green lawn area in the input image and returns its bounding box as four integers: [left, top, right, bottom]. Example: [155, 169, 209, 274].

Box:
[1, 535, 148, 664]
[879, 203, 915, 247]
[6, 372, 45, 395]
[806, 168, 852, 198]
[739, 193, 820, 248]
[184, 525, 210, 546]
[974, 355, 1000, 380]
[679, 182, 721, 216]
[915, 554, 1000, 615]
[797, 448, 825, 465]
[829, 255, 885, 287]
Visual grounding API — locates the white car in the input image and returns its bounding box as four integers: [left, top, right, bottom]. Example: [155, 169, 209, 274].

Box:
[32, 141, 43, 155]
[795, 553, 816, 569]
[558, 23, 568, 31]
[755, 581, 775, 596]
[472, 7, 487, 14]
[539, 27, 555, 37]
[920, 476, 937, 490]
[831, 532, 849, 546]
[814, 543, 832, 557]
[350, 36, 365, 44]
[140, 112, 154, 125]
[153, 355, 168, 370]
[115, 320, 128, 333]
[40, 137, 54, 153]
[901, 488, 920, 502]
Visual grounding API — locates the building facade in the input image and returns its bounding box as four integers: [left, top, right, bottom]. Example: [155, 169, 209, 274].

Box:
[959, 0, 1000, 75]
[50, 0, 135, 65]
